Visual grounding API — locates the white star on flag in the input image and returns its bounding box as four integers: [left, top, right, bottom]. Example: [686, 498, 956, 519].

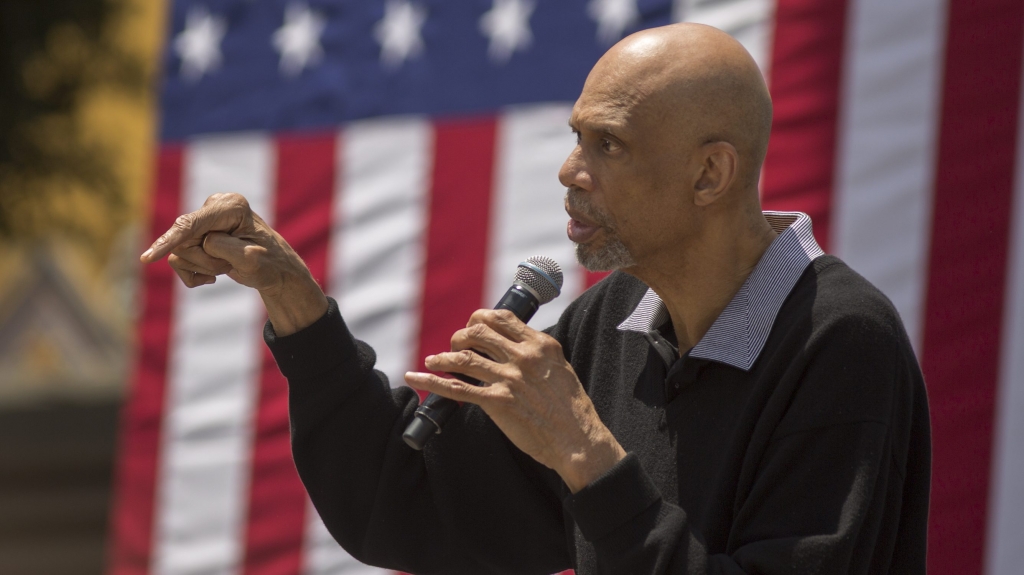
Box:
[273, 2, 326, 77]
[479, 0, 535, 65]
[588, 0, 639, 45]
[174, 5, 226, 81]
[374, 0, 428, 69]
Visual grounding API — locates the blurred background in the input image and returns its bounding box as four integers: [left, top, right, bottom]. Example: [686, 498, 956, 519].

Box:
[2, 1, 1024, 575]
[0, 1, 163, 573]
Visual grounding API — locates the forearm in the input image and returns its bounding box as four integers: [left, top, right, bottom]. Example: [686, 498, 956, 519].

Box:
[267, 298, 570, 574]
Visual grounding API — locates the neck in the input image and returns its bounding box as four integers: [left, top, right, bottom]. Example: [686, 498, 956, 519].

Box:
[626, 210, 777, 353]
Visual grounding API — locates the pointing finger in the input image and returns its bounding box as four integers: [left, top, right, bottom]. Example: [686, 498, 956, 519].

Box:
[140, 193, 252, 263]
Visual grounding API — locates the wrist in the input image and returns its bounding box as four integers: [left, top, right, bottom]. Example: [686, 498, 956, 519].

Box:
[260, 272, 328, 337]
[558, 430, 627, 493]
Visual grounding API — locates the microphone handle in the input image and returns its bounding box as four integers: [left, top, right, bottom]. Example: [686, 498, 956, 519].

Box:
[402, 284, 541, 450]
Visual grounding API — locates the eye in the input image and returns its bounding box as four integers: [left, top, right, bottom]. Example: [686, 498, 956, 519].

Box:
[601, 138, 620, 153]
[572, 129, 581, 145]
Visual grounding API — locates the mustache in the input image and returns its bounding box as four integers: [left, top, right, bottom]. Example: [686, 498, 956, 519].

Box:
[565, 189, 613, 228]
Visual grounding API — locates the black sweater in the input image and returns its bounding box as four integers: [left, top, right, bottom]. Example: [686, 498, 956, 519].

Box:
[266, 255, 931, 574]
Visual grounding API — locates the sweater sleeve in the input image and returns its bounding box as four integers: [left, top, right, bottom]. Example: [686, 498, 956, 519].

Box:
[266, 297, 570, 575]
[562, 307, 929, 575]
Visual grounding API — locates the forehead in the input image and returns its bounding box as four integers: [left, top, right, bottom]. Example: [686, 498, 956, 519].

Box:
[569, 73, 646, 133]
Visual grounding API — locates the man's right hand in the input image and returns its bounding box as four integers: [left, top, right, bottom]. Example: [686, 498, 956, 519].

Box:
[140, 192, 328, 336]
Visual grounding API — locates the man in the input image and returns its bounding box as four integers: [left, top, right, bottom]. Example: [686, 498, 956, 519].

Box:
[142, 23, 930, 574]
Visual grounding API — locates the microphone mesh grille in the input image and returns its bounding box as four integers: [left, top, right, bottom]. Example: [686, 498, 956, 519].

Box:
[515, 256, 563, 304]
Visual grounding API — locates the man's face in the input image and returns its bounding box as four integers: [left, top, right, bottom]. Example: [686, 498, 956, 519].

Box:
[559, 64, 698, 273]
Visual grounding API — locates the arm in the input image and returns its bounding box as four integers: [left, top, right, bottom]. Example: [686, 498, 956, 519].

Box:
[141, 193, 571, 574]
[415, 302, 928, 574]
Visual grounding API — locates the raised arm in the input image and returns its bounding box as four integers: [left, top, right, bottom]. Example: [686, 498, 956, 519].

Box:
[140, 191, 327, 336]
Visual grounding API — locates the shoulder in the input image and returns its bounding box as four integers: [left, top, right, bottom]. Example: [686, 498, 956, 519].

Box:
[767, 256, 925, 431]
[797, 255, 911, 352]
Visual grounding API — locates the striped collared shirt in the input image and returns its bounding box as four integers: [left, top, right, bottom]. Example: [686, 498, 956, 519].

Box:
[617, 211, 825, 371]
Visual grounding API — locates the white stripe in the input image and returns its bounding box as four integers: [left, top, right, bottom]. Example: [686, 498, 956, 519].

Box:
[985, 38, 1024, 575]
[329, 116, 432, 386]
[674, 0, 776, 77]
[154, 135, 273, 575]
[831, 0, 947, 352]
[486, 103, 582, 329]
[304, 118, 432, 573]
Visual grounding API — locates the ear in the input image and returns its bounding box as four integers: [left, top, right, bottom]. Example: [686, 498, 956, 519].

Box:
[693, 142, 738, 206]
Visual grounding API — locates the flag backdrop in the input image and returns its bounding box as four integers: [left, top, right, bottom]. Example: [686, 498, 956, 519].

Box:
[108, 1, 1024, 574]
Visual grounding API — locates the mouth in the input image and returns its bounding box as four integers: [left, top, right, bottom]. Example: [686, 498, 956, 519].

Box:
[565, 208, 602, 244]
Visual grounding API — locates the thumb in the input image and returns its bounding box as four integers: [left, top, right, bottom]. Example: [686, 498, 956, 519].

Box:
[202, 231, 251, 267]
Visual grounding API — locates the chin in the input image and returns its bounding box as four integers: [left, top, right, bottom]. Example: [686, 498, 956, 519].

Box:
[574, 241, 636, 272]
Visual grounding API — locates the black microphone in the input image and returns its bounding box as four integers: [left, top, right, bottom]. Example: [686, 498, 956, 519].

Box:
[402, 256, 564, 450]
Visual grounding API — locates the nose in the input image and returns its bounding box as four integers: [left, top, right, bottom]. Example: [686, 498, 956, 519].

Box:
[558, 145, 591, 192]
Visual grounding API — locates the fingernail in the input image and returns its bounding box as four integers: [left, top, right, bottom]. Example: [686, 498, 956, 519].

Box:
[424, 355, 435, 363]
[141, 248, 153, 259]
[405, 371, 425, 382]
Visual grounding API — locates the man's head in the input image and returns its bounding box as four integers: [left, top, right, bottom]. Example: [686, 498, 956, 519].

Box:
[560, 23, 773, 272]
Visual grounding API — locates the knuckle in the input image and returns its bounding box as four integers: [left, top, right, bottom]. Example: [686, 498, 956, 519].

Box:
[493, 309, 516, 322]
[468, 308, 491, 325]
[453, 350, 475, 367]
[223, 193, 250, 211]
[540, 337, 563, 355]
[173, 213, 195, 230]
[466, 323, 489, 339]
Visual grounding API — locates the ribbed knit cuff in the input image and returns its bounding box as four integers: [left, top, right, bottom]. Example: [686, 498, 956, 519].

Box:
[264, 297, 358, 381]
[563, 452, 662, 542]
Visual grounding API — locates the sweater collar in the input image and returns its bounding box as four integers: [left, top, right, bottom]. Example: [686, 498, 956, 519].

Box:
[617, 211, 825, 371]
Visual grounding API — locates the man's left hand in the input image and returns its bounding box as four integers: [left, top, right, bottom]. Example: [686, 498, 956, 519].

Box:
[404, 309, 626, 493]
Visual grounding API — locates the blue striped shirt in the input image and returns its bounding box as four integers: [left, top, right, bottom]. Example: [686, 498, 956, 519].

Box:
[617, 211, 825, 371]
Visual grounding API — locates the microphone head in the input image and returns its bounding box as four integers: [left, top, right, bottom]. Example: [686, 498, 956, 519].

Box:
[515, 256, 563, 304]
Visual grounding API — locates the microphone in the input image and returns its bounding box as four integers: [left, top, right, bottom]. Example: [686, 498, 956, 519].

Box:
[402, 256, 564, 450]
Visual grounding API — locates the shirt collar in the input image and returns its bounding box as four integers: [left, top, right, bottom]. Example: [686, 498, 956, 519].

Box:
[617, 211, 825, 371]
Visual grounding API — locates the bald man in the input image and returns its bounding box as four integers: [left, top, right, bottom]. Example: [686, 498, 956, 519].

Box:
[143, 23, 930, 575]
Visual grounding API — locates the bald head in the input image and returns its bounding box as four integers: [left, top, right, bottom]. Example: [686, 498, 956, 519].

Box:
[584, 23, 773, 190]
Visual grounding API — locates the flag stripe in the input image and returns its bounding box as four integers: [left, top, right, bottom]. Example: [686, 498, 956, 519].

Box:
[311, 118, 432, 575]
[583, 271, 610, 289]
[415, 117, 498, 377]
[154, 136, 273, 575]
[761, 0, 848, 251]
[486, 104, 582, 329]
[108, 146, 184, 575]
[922, 1, 1024, 573]
[831, 0, 947, 352]
[330, 117, 433, 389]
[988, 35, 1024, 574]
[242, 133, 337, 575]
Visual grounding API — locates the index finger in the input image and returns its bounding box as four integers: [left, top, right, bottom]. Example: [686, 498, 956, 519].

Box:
[466, 308, 529, 342]
[140, 194, 249, 263]
[140, 212, 205, 263]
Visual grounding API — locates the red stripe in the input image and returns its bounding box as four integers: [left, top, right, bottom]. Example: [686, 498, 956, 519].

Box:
[414, 117, 498, 393]
[583, 270, 610, 289]
[922, 3, 1024, 573]
[106, 146, 183, 575]
[242, 133, 338, 575]
[761, 0, 848, 252]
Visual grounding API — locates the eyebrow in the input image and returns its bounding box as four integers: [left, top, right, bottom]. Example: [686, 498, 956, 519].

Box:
[569, 117, 625, 141]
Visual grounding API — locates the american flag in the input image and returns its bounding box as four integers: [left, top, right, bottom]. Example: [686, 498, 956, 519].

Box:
[108, 1, 1024, 574]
